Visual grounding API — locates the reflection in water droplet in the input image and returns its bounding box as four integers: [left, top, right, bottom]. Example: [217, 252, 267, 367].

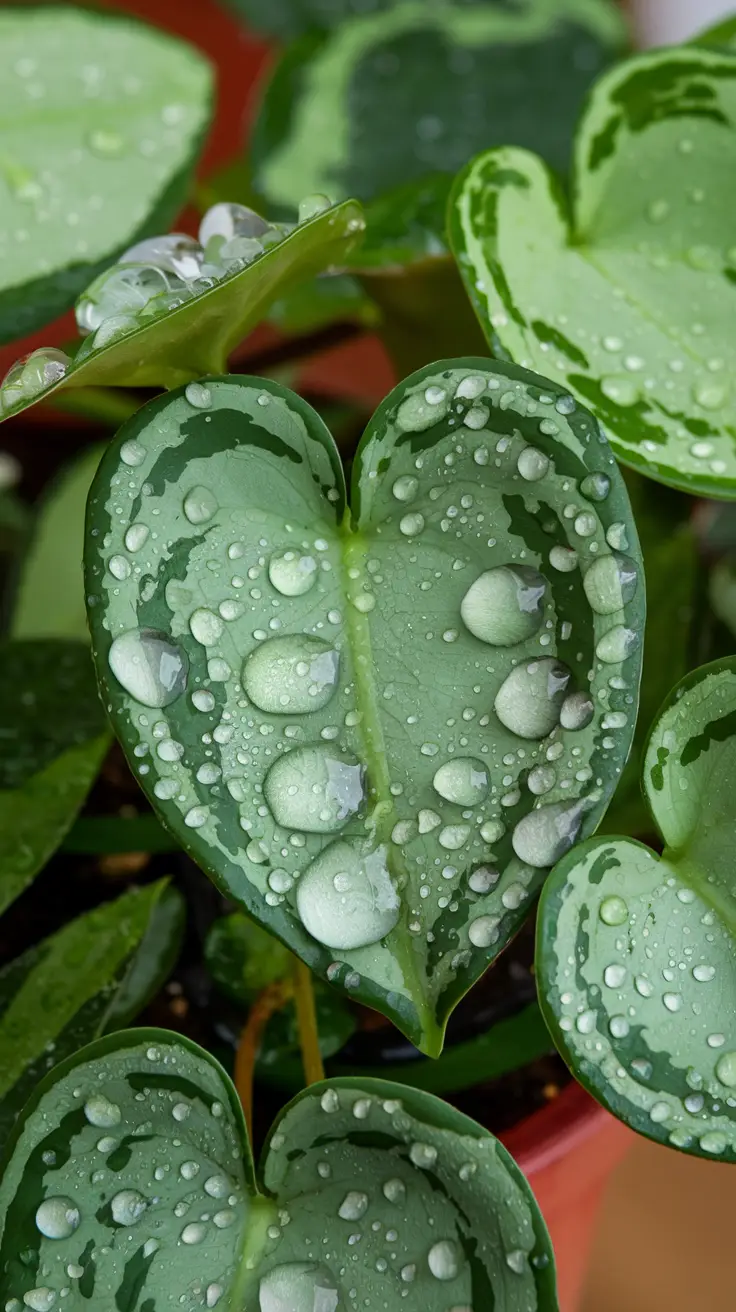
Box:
[296, 841, 399, 949]
[35, 1197, 80, 1239]
[461, 565, 547, 647]
[264, 745, 364, 833]
[258, 1263, 340, 1312]
[512, 800, 585, 867]
[183, 485, 218, 524]
[243, 635, 339, 713]
[583, 553, 637, 615]
[433, 757, 488, 805]
[494, 658, 571, 739]
[108, 629, 188, 707]
[268, 551, 318, 596]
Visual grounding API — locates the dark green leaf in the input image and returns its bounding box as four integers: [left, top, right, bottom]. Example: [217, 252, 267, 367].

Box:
[269, 271, 379, 334]
[0, 201, 365, 422]
[0, 1028, 559, 1310]
[205, 912, 292, 1003]
[450, 46, 736, 497]
[85, 363, 643, 1054]
[250, 0, 627, 213]
[538, 657, 736, 1160]
[260, 980, 357, 1067]
[11, 447, 104, 642]
[61, 813, 178, 855]
[0, 880, 183, 1143]
[0, 7, 212, 344]
[0, 640, 109, 915]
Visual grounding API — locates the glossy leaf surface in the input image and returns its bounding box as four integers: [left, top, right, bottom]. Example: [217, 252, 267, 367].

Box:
[0, 641, 109, 915]
[0, 202, 364, 422]
[0, 880, 183, 1143]
[251, 0, 626, 213]
[450, 46, 736, 497]
[85, 363, 642, 1054]
[0, 1029, 558, 1310]
[11, 447, 104, 642]
[0, 7, 212, 344]
[538, 658, 736, 1160]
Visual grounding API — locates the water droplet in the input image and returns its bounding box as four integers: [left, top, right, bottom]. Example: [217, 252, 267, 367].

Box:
[243, 635, 339, 714]
[111, 1189, 147, 1226]
[603, 964, 626, 988]
[382, 1178, 405, 1203]
[580, 473, 611, 502]
[298, 193, 332, 223]
[296, 841, 399, 949]
[715, 1052, 736, 1087]
[189, 608, 224, 646]
[321, 1089, 339, 1113]
[185, 381, 212, 409]
[35, 1197, 80, 1240]
[432, 757, 488, 805]
[264, 745, 363, 832]
[268, 551, 318, 596]
[338, 1190, 368, 1220]
[108, 629, 188, 707]
[399, 512, 424, 537]
[84, 1094, 121, 1128]
[599, 896, 628, 926]
[596, 626, 639, 664]
[693, 379, 728, 410]
[396, 387, 450, 431]
[428, 1239, 461, 1281]
[183, 485, 218, 524]
[663, 992, 682, 1012]
[700, 1131, 727, 1155]
[559, 691, 595, 731]
[506, 1249, 527, 1274]
[512, 800, 585, 867]
[468, 915, 500, 947]
[392, 475, 419, 502]
[258, 1263, 340, 1312]
[528, 764, 556, 794]
[583, 553, 638, 615]
[439, 824, 470, 850]
[1, 347, 71, 409]
[494, 658, 571, 739]
[181, 1222, 207, 1245]
[20, 1289, 56, 1312]
[549, 545, 578, 573]
[693, 965, 715, 983]
[517, 447, 550, 481]
[88, 128, 126, 157]
[461, 565, 547, 647]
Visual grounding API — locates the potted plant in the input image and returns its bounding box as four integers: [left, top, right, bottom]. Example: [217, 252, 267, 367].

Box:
[1, 3, 735, 1309]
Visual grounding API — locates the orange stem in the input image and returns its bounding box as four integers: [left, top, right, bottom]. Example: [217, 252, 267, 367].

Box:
[234, 979, 293, 1138]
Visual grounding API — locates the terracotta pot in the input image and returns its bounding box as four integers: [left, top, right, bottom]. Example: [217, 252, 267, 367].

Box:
[503, 1082, 632, 1311]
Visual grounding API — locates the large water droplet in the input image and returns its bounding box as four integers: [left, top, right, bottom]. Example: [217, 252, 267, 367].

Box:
[243, 635, 339, 713]
[199, 202, 271, 249]
[264, 745, 364, 832]
[337, 1190, 368, 1220]
[461, 566, 547, 646]
[296, 841, 399, 949]
[517, 447, 550, 481]
[1, 347, 71, 410]
[110, 1189, 147, 1226]
[583, 553, 638, 615]
[76, 263, 174, 334]
[183, 485, 218, 524]
[715, 1052, 736, 1087]
[120, 233, 203, 282]
[396, 386, 450, 431]
[428, 1239, 461, 1281]
[298, 193, 332, 223]
[599, 895, 628, 925]
[268, 551, 318, 597]
[433, 757, 488, 806]
[258, 1263, 340, 1312]
[392, 475, 419, 502]
[494, 658, 571, 739]
[512, 800, 586, 867]
[595, 626, 639, 664]
[108, 629, 188, 707]
[559, 691, 594, 731]
[35, 1197, 80, 1239]
[189, 608, 224, 646]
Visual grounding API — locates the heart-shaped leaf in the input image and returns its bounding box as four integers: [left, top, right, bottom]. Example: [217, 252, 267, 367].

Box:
[0, 1029, 559, 1310]
[537, 657, 736, 1160]
[250, 0, 627, 214]
[0, 7, 212, 344]
[0, 880, 183, 1144]
[450, 46, 736, 498]
[0, 201, 365, 423]
[85, 362, 643, 1054]
[0, 640, 109, 916]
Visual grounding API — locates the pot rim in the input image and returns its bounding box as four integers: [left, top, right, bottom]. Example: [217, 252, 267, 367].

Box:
[501, 1078, 611, 1177]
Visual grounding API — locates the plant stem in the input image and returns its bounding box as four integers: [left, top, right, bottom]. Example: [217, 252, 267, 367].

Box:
[291, 956, 325, 1086]
[234, 979, 293, 1138]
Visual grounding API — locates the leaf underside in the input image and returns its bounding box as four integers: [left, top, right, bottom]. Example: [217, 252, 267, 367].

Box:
[250, 0, 626, 215]
[0, 201, 365, 423]
[538, 657, 736, 1161]
[450, 45, 736, 498]
[0, 1030, 559, 1311]
[0, 7, 212, 344]
[85, 362, 643, 1053]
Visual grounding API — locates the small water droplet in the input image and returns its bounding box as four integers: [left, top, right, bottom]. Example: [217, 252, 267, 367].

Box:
[517, 447, 550, 481]
[185, 381, 212, 409]
[84, 1094, 121, 1128]
[599, 896, 629, 926]
[428, 1239, 461, 1281]
[242, 635, 339, 714]
[298, 193, 332, 223]
[433, 757, 488, 805]
[268, 551, 318, 596]
[392, 475, 419, 502]
[183, 485, 218, 524]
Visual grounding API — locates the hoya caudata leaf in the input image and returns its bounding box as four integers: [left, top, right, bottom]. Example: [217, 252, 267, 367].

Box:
[0, 640, 109, 915]
[0, 201, 365, 422]
[0, 7, 212, 344]
[538, 657, 736, 1161]
[85, 362, 643, 1055]
[250, 0, 627, 213]
[0, 1029, 559, 1311]
[450, 46, 736, 498]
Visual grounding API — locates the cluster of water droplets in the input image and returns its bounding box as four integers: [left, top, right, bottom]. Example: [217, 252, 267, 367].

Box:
[0, 195, 334, 414]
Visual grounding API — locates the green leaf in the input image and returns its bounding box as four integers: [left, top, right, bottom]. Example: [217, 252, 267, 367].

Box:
[538, 656, 736, 1160]
[84, 362, 643, 1054]
[694, 14, 736, 50]
[260, 980, 357, 1065]
[11, 446, 104, 642]
[0, 640, 109, 915]
[269, 271, 379, 335]
[205, 912, 292, 1003]
[450, 46, 736, 498]
[250, 0, 627, 214]
[0, 880, 183, 1144]
[0, 201, 365, 422]
[0, 1029, 559, 1310]
[0, 7, 212, 345]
